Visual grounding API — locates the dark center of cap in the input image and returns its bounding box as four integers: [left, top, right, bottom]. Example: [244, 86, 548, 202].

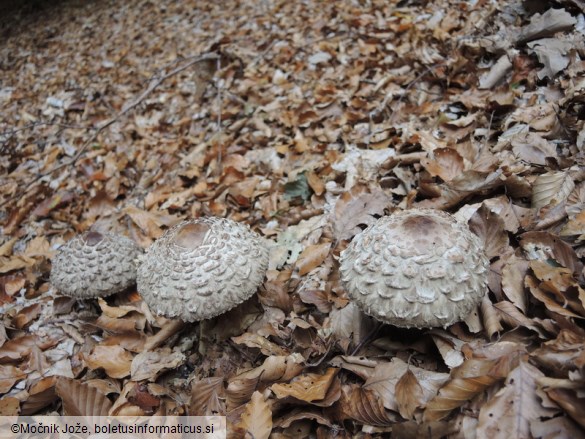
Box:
[401, 215, 437, 233]
[85, 231, 104, 246]
[175, 222, 210, 248]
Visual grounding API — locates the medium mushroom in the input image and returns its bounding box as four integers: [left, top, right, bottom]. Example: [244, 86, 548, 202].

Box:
[137, 217, 269, 322]
[339, 208, 489, 328]
[50, 231, 143, 298]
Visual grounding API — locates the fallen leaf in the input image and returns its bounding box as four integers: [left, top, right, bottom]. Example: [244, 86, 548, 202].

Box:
[235, 391, 272, 439]
[271, 368, 337, 402]
[395, 369, 424, 419]
[331, 184, 391, 240]
[85, 345, 133, 379]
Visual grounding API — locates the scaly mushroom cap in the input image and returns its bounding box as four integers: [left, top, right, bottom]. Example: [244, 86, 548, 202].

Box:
[339, 209, 489, 328]
[137, 217, 269, 322]
[50, 232, 143, 299]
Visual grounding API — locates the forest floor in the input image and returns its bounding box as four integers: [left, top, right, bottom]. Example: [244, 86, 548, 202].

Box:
[1, 0, 585, 437]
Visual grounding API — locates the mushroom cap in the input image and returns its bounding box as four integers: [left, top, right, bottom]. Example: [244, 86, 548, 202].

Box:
[339, 209, 489, 328]
[50, 231, 143, 299]
[137, 217, 269, 322]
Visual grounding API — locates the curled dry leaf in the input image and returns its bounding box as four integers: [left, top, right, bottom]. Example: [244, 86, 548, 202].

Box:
[424, 354, 517, 422]
[235, 354, 305, 383]
[235, 390, 272, 439]
[545, 388, 585, 429]
[271, 368, 337, 403]
[226, 375, 261, 411]
[231, 333, 289, 356]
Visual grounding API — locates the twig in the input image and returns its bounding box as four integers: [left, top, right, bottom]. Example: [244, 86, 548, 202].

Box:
[0, 52, 219, 210]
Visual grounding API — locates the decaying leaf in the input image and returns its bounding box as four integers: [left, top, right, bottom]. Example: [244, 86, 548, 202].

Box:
[271, 368, 337, 403]
[235, 391, 272, 439]
[477, 361, 557, 438]
[56, 378, 112, 416]
[331, 184, 391, 240]
[84, 345, 134, 379]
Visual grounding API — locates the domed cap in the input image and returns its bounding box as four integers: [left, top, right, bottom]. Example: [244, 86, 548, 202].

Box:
[137, 217, 269, 322]
[50, 231, 143, 299]
[339, 209, 489, 328]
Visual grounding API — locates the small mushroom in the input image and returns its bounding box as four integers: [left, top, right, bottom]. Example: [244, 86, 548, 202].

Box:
[339, 208, 489, 328]
[50, 231, 143, 298]
[137, 217, 269, 322]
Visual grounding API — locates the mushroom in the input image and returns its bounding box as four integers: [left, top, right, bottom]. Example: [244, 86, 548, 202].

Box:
[339, 208, 489, 328]
[137, 217, 269, 322]
[50, 231, 143, 298]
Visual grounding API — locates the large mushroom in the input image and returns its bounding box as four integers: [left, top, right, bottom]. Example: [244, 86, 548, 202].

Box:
[50, 231, 143, 299]
[137, 217, 269, 322]
[339, 208, 489, 328]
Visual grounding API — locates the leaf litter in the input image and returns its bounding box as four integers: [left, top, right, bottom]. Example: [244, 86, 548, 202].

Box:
[0, 0, 585, 437]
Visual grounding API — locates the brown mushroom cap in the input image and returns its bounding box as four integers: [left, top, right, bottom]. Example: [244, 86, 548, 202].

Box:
[50, 232, 143, 299]
[339, 209, 489, 328]
[137, 217, 269, 322]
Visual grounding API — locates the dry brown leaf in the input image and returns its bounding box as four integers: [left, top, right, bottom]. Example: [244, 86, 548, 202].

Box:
[421, 148, 465, 182]
[189, 377, 225, 416]
[295, 243, 331, 276]
[520, 231, 583, 275]
[429, 331, 465, 369]
[531, 330, 585, 373]
[365, 358, 449, 414]
[130, 348, 185, 381]
[328, 302, 378, 349]
[501, 255, 529, 312]
[0, 335, 56, 363]
[0, 397, 20, 415]
[235, 354, 305, 383]
[531, 416, 585, 439]
[423, 355, 515, 422]
[395, 369, 424, 419]
[525, 275, 583, 319]
[468, 204, 510, 260]
[0, 365, 26, 393]
[226, 375, 261, 411]
[231, 333, 289, 356]
[12, 303, 41, 329]
[560, 210, 585, 238]
[545, 389, 585, 429]
[494, 301, 556, 337]
[481, 294, 504, 338]
[271, 368, 337, 402]
[532, 171, 575, 209]
[123, 205, 179, 239]
[235, 390, 272, 439]
[331, 184, 391, 240]
[336, 384, 395, 426]
[56, 377, 112, 417]
[477, 360, 557, 438]
[20, 376, 58, 415]
[84, 345, 133, 379]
